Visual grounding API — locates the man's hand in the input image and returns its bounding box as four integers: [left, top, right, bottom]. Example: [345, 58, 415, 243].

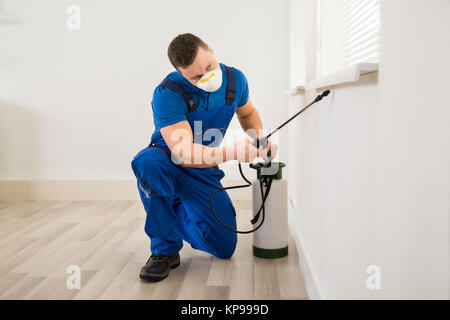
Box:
[236, 98, 278, 162]
[261, 141, 278, 162]
[224, 137, 260, 163]
[223, 137, 278, 163]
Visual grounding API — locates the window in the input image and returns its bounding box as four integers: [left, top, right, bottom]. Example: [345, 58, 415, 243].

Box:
[318, 0, 380, 77]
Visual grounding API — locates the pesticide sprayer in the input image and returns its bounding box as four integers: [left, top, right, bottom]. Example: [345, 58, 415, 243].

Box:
[210, 89, 331, 258]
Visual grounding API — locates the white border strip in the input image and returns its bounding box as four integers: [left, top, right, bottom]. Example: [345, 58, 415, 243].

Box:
[288, 197, 329, 300]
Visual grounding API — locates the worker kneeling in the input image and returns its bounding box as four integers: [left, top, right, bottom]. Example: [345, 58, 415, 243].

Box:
[131, 33, 276, 282]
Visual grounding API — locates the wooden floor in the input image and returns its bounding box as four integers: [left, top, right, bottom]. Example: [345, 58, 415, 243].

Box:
[0, 200, 307, 300]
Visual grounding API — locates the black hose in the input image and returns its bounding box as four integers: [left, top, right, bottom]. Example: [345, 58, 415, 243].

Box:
[209, 162, 272, 234]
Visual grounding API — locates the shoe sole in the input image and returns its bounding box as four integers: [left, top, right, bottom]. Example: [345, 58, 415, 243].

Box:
[139, 262, 180, 282]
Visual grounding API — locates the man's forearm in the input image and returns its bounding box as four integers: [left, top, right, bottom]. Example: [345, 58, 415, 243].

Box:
[237, 107, 264, 138]
[166, 105, 266, 167]
[173, 143, 230, 168]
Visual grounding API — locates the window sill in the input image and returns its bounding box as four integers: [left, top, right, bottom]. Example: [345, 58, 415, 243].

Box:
[305, 62, 378, 90]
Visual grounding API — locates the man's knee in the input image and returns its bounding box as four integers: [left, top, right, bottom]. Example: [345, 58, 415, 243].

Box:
[132, 148, 170, 175]
[132, 149, 175, 195]
[213, 232, 237, 259]
[193, 220, 237, 259]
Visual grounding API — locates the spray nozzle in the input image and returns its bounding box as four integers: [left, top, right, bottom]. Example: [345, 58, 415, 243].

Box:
[253, 137, 268, 149]
[314, 89, 331, 102]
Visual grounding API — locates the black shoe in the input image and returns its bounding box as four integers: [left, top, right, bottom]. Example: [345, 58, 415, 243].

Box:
[139, 253, 180, 282]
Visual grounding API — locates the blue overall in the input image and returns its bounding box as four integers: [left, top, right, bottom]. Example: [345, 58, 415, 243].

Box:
[131, 65, 239, 259]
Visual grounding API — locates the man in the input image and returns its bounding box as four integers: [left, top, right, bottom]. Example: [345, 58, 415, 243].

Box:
[131, 33, 277, 282]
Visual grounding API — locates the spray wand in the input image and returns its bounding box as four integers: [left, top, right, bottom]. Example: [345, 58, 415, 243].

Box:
[253, 89, 331, 154]
[210, 89, 331, 234]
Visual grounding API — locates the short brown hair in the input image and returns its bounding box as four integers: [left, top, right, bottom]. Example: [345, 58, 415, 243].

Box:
[167, 33, 208, 70]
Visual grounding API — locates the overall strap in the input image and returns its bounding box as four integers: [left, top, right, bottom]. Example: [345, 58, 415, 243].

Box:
[159, 78, 197, 113]
[224, 65, 236, 106]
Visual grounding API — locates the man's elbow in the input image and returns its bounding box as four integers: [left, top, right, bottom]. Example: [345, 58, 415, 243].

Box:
[170, 143, 195, 166]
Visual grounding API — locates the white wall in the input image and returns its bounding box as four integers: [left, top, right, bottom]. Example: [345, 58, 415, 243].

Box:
[0, 0, 289, 181]
[289, 0, 450, 299]
[288, 0, 306, 87]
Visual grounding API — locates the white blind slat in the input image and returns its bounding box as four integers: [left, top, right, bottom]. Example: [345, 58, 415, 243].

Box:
[320, 0, 380, 77]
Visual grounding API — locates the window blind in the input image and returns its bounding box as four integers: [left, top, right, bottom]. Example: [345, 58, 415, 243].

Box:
[319, 0, 380, 77]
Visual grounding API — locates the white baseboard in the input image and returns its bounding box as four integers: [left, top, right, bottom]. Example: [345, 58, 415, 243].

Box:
[0, 180, 139, 201]
[0, 179, 251, 201]
[288, 197, 329, 300]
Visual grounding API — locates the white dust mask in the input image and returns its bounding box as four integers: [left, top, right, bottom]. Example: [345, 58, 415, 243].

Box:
[194, 65, 222, 92]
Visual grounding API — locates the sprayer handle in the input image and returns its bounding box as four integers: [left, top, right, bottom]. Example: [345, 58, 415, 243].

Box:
[253, 137, 268, 149]
[253, 137, 272, 160]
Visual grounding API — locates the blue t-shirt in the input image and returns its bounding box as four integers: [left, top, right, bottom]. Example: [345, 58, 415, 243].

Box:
[150, 63, 249, 143]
